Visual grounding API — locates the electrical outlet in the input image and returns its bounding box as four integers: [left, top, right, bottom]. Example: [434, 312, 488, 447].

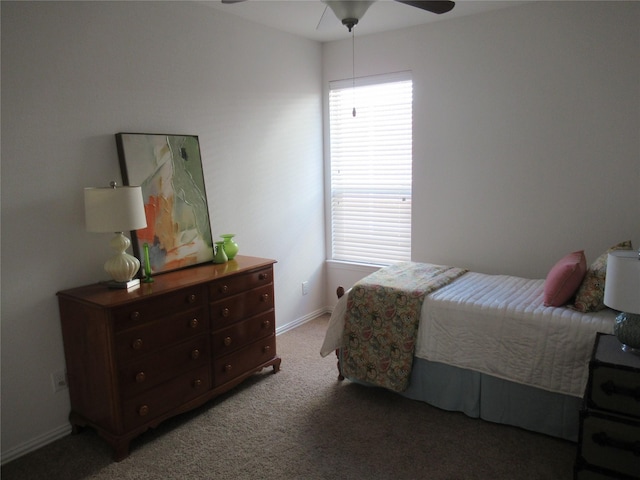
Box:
[51, 370, 68, 393]
[302, 281, 309, 296]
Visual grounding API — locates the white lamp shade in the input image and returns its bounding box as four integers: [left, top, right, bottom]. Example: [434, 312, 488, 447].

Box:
[604, 250, 640, 314]
[84, 186, 147, 233]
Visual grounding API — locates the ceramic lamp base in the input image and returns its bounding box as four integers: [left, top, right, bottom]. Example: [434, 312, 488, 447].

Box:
[613, 311, 640, 353]
[104, 232, 141, 283]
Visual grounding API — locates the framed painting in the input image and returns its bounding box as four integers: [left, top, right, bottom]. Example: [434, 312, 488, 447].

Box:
[116, 133, 214, 276]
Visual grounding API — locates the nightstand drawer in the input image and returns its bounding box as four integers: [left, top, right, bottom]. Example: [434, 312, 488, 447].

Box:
[577, 410, 640, 479]
[211, 311, 275, 358]
[115, 307, 208, 363]
[574, 464, 635, 479]
[209, 284, 274, 328]
[208, 266, 273, 300]
[122, 364, 210, 430]
[213, 334, 276, 387]
[586, 334, 640, 420]
[119, 335, 210, 398]
[589, 365, 640, 419]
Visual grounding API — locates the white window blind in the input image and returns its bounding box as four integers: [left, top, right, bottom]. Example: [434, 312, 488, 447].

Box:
[329, 72, 412, 265]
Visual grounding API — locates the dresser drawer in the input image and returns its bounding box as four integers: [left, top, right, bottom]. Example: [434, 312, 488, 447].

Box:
[211, 311, 274, 359]
[119, 335, 210, 399]
[577, 410, 640, 479]
[209, 284, 274, 329]
[115, 307, 208, 363]
[208, 266, 272, 301]
[122, 364, 210, 431]
[588, 364, 640, 419]
[112, 286, 205, 332]
[213, 334, 276, 387]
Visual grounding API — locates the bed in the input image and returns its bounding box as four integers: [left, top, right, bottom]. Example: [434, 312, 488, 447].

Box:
[320, 260, 618, 441]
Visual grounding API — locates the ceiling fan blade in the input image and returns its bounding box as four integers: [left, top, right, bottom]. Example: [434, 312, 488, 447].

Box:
[394, 1, 455, 15]
[221, 0, 247, 4]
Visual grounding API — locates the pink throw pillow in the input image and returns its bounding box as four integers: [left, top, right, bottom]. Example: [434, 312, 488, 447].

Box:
[543, 250, 587, 307]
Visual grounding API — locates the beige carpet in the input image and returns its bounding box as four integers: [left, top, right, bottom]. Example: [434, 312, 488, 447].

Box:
[2, 315, 576, 479]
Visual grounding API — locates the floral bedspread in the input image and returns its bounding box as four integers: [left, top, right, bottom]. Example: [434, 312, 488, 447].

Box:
[341, 262, 468, 392]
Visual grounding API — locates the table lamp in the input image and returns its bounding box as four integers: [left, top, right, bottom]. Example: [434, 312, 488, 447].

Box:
[84, 181, 147, 288]
[604, 249, 640, 353]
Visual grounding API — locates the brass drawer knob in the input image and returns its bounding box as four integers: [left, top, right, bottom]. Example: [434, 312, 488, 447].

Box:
[193, 379, 202, 388]
[131, 338, 143, 350]
[138, 405, 149, 416]
[219, 285, 229, 294]
[130, 311, 141, 321]
[135, 372, 146, 383]
[224, 336, 232, 346]
[259, 273, 268, 281]
[221, 308, 230, 317]
[189, 318, 199, 328]
[260, 294, 269, 302]
[224, 364, 232, 372]
[263, 345, 271, 353]
[191, 349, 200, 360]
[187, 294, 197, 303]
[262, 320, 270, 329]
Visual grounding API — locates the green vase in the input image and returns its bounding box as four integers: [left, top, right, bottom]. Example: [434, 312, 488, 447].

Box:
[220, 234, 239, 260]
[213, 241, 228, 264]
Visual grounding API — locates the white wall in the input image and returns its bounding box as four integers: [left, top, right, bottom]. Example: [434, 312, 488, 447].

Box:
[0, 1, 325, 462]
[2, 0, 639, 464]
[324, 1, 640, 304]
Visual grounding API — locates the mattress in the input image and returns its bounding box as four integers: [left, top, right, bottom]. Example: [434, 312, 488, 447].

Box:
[321, 271, 616, 398]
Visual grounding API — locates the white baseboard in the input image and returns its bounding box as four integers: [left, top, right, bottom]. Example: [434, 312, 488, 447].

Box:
[2, 310, 331, 465]
[276, 307, 330, 335]
[1, 423, 72, 465]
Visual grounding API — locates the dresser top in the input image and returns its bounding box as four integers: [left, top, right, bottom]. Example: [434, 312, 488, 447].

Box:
[57, 255, 276, 307]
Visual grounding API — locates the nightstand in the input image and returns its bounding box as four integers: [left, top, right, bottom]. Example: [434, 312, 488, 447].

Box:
[574, 333, 640, 479]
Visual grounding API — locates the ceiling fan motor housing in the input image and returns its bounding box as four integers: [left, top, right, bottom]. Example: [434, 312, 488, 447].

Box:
[342, 18, 359, 31]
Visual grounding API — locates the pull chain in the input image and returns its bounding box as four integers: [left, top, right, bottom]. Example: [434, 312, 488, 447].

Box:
[352, 28, 356, 117]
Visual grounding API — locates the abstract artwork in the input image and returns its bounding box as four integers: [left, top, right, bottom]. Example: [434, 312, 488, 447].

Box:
[116, 133, 214, 276]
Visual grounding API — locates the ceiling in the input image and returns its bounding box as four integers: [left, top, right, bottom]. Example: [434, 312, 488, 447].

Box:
[203, 0, 525, 43]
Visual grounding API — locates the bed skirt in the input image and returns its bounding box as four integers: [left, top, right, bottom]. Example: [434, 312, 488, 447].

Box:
[343, 353, 581, 442]
[406, 358, 581, 441]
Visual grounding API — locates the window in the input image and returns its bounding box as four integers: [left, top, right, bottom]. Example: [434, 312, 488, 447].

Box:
[328, 72, 412, 265]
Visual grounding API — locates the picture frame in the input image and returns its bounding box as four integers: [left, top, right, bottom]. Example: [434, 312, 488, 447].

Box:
[115, 133, 214, 276]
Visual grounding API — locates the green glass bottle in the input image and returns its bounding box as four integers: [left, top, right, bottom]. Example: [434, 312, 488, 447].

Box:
[213, 241, 228, 264]
[142, 243, 154, 283]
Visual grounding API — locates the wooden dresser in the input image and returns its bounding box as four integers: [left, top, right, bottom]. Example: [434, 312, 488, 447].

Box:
[57, 255, 281, 461]
[574, 333, 640, 479]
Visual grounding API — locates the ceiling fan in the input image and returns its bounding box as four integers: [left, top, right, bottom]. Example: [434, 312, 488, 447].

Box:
[221, 1, 455, 32]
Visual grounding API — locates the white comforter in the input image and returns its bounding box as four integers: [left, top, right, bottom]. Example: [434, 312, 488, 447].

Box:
[321, 272, 616, 398]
